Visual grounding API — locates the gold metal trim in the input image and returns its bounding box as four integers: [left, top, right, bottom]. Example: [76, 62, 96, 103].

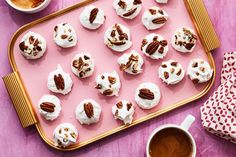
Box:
[5, 0, 219, 151]
[2, 71, 38, 128]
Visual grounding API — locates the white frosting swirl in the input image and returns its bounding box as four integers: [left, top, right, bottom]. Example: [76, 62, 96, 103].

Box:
[75, 99, 102, 125]
[37, 95, 61, 121]
[155, 0, 168, 4]
[53, 123, 78, 148]
[19, 31, 46, 59]
[79, 5, 105, 30]
[47, 64, 73, 95]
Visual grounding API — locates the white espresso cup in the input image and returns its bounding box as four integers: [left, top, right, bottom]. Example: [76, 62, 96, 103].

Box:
[146, 115, 196, 157]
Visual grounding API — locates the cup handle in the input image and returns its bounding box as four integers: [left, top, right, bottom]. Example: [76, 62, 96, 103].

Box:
[180, 115, 195, 131]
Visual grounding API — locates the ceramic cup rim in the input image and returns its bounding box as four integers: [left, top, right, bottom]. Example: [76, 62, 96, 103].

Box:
[146, 124, 196, 157]
[5, 0, 51, 13]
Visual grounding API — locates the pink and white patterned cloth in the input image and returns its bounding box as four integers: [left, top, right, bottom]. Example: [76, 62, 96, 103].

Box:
[201, 51, 236, 144]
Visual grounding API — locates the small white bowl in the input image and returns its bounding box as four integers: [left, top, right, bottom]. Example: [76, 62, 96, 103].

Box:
[6, 0, 51, 14]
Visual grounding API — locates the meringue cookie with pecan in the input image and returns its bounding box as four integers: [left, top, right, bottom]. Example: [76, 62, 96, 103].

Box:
[75, 99, 101, 125]
[53, 23, 77, 48]
[155, 0, 168, 4]
[118, 50, 144, 75]
[187, 59, 213, 83]
[38, 95, 61, 121]
[113, 0, 142, 20]
[135, 82, 161, 109]
[47, 64, 73, 95]
[53, 123, 78, 148]
[104, 23, 132, 52]
[71, 53, 95, 78]
[159, 60, 185, 85]
[19, 31, 46, 59]
[142, 6, 168, 30]
[112, 100, 135, 124]
[95, 71, 121, 96]
[79, 5, 105, 30]
[141, 33, 168, 60]
[171, 27, 198, 53]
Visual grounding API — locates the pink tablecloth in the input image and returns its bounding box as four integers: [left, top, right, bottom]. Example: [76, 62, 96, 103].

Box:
[0, 0, 235, 157]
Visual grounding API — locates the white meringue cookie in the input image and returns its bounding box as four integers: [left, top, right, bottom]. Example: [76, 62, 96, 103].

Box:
[19, 31, 46, 59]
[104, 23, 132, 52]
[159, 60, 185, 85]
[187, 59, 213, 83]
[141, 33, 168, 60]
[135, 82, 161, 109]
[112, 100, 135, 124]
[75, 99, 102, 125]
[47, 64, 73, 95]
[37, 95, 61, 121]
[95, 71, 121, 96]
[53, 123, 78, 148]
[142, 6, 168, 30]
[113, 0, 142, 20]
[71, 53, 95, 78]
[118, 50, 144, 75]
[155, 0, 168, 4]
[53, 23, 77, 48]
[79, 5, 105, 30]
[171, 27, 198, 53]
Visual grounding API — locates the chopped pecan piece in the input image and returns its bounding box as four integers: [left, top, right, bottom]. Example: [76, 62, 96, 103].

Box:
[61, 34, 68, 39]
[138, 88, 155, 100]
[95, 84, 102, 89]
[72, 57, 84, 70]
[123, 8, 137, 17]
[116, 101, 123, 109]
[40, 102, 55, 113]
[164, 71, 169, 79]
[149, 9, 156, 15]
[176, 69, 182, 76]
[84, 102, 94, 118]
[126, 102, 132, 111]
[103, 89, 113, 96]
[19, 41, 28, 51]
[133, 0, 142, 5]
[118, 0, 126, 9]
[171, 62, 178, 67]
[108, 76, 116, 84]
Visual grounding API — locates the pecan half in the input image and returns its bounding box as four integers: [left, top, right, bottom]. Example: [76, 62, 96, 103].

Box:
[103, 89, 113, 96]
[108, 76, 116, 84]
[138, 88, 155, 100]
[84, 102, 94, 118]
[146, 41, 160, 55]
[40, 102, 55, 113]
[133, 0, 142, 5]
[152, 17, 167, 24]
[123, 8, 137, 17]
[89, 8, 99, 23]
[54, 74, 65, 90]
[116, 101, 123, 109]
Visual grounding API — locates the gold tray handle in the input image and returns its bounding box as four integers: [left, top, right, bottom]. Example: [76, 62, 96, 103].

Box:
[185, 0, 220, 52]
[2, 71, 37, 128]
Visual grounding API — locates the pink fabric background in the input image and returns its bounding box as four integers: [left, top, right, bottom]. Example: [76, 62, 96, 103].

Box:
[0, 0, 235, 156]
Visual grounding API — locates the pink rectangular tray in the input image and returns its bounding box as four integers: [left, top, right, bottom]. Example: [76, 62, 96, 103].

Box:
[3, 0, 220, 151]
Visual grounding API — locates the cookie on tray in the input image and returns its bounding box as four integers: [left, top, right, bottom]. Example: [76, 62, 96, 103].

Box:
[38, 95, 61, 121]
[135, 82, 161, 109]
[104, 23, 132, 52]
[71, 53, 95, 78]
[118, 50, 144, 75]
[142, 6, 168, 30]
[187, 59, 213, 83]
[171, 27, 197, 53]
[47, 64, 73, 95]
[80, 5, 106, 30]
[53, 123, 78, 148]
[53, 23, 77, 48]
[112, 100, 135, 125]
[141, 33, 168, 60]
[75, 99, 102, 125]
[19, 31, 47, 59]
[113, 0, 142, 20]
[159, 60, 185, 85]
[95, 71, 121, 97]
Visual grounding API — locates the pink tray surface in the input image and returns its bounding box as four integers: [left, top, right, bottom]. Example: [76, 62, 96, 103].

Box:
[13, 0, 210, 144]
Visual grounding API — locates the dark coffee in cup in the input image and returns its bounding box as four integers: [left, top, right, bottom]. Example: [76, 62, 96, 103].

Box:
[149, 127, 193, 157]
